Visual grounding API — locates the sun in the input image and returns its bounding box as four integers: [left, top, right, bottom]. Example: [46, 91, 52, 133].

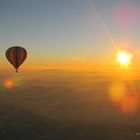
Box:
[117, 51, 132, 66]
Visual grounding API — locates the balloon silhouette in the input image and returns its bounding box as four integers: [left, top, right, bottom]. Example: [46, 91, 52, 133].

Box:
[6, 46, 27, 73]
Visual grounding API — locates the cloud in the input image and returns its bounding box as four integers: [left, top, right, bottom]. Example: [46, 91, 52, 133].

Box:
[0, 71, 140, 139]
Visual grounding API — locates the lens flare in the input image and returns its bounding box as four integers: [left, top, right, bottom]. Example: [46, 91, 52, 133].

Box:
[3, 76, 24, 90]
[109, 82, 139, 115]
[4, 78, 14, 89]
[114, 2, 140, 28]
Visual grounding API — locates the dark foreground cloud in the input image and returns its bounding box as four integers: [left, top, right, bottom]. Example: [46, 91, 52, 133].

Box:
[0, 71, 140, 139]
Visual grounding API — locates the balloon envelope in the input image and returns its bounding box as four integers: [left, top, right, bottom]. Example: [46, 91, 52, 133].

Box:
[6, 46, 27, 72]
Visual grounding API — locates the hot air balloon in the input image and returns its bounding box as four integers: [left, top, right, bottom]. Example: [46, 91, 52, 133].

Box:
[6, 46, 27, 73]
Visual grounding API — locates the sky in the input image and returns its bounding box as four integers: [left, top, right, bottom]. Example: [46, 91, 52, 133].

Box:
[0, 0, 140, 71]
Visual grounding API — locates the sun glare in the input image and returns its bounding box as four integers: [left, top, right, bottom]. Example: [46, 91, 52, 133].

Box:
[117, 51, 132, 66]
